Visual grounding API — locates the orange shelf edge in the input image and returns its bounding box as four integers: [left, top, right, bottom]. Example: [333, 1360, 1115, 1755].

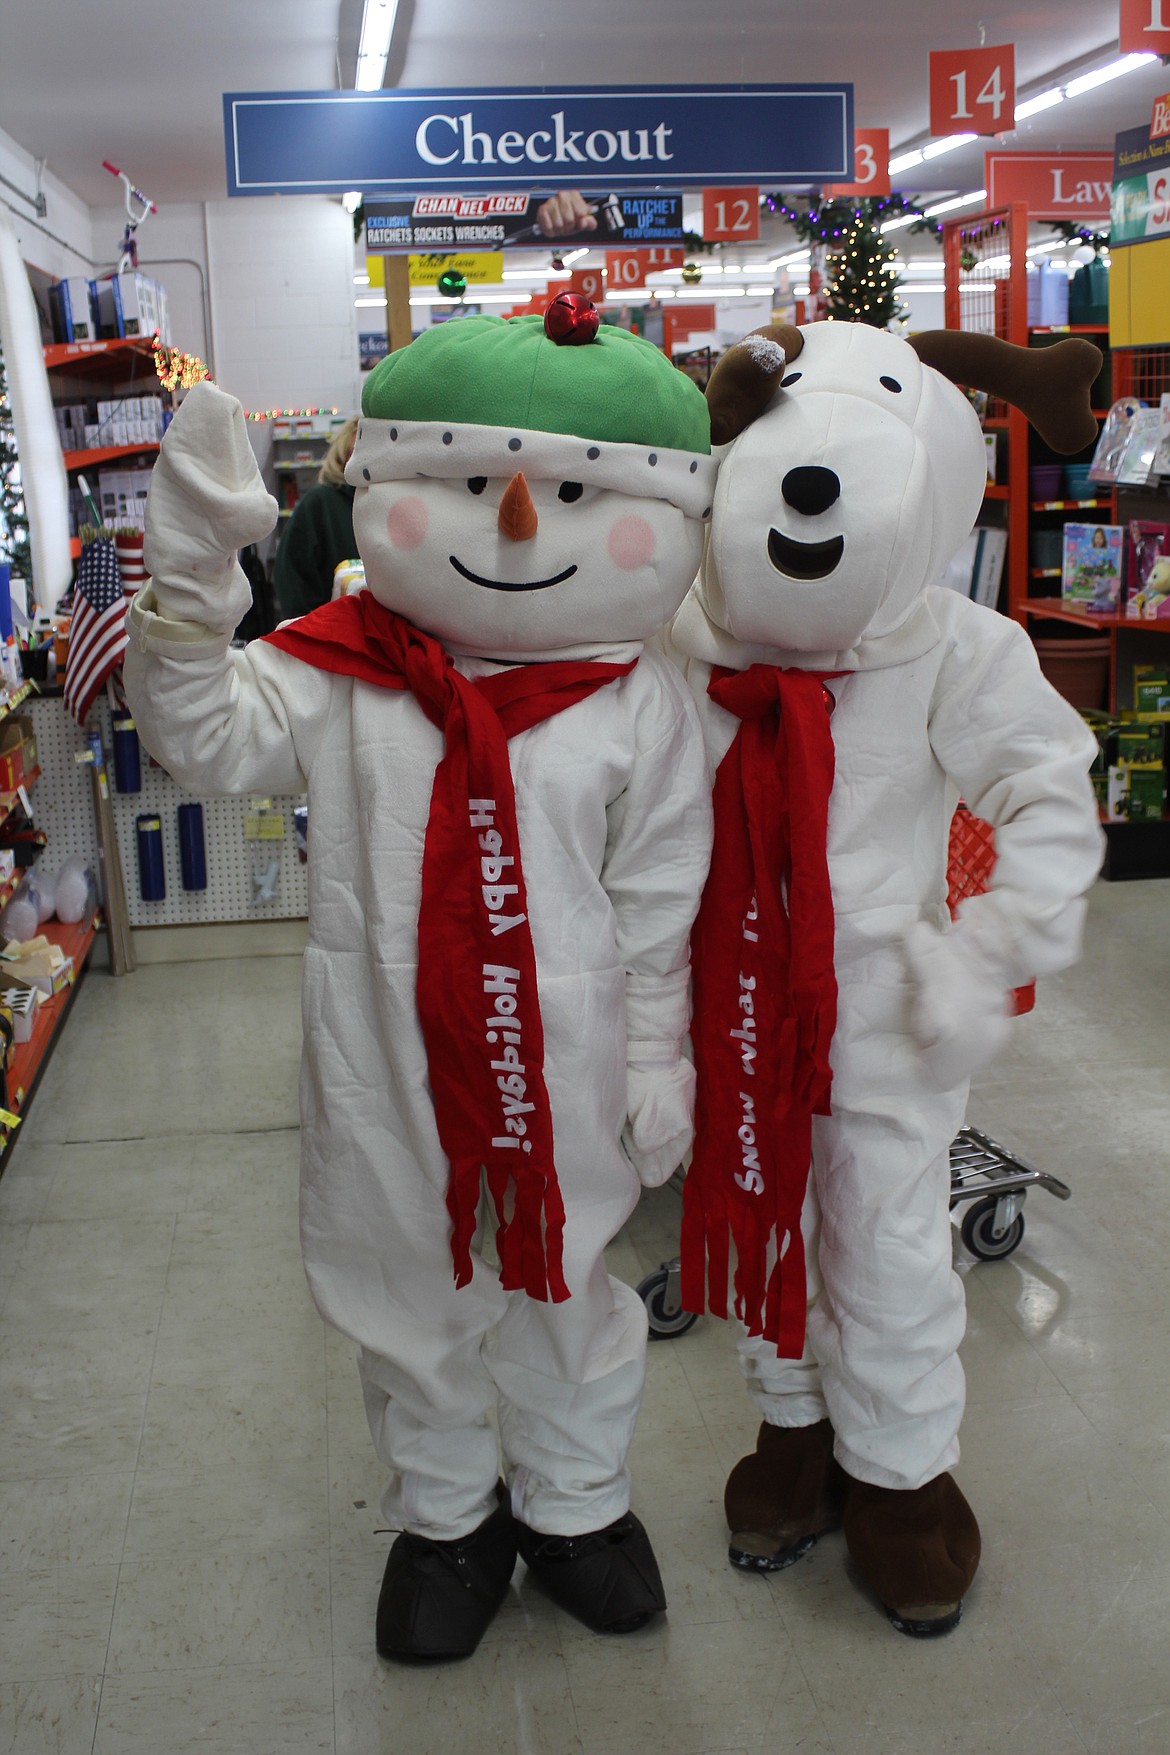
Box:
[3, 915, 100, 1125]
[63, 440, 160, 471]
[43, 336, 158, 371]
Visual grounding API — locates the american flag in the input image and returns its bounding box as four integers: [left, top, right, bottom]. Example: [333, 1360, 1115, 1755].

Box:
[63, 537, 127, 724]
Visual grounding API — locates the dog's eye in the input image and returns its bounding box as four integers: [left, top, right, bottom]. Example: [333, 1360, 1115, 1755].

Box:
[879, 376, 903, 394]
[467, 477, 488, 495]
[558, 481, 584, 503]
[780, 371, 802, 388]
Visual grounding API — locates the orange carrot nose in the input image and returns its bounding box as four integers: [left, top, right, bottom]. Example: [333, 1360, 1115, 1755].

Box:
[498, 472, 538, 542]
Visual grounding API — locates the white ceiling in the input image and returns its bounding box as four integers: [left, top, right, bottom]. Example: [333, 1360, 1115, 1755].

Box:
[0, 1, 1163, 217]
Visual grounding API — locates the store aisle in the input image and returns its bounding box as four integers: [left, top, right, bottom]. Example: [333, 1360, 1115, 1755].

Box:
[0, 881, 1167, 1755]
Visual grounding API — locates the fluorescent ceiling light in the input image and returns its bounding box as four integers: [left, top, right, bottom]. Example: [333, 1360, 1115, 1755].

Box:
[880, 213, 919, 233]
[746, 285, 775, 296]
[353, 273, 371, 284]
[766, 250, 812, 268]
[923, 189, 987, 217]
[888, 149, 924, 174]
[922, 134, 977, 160]
[1065, 52, 1157, 97]
[355, 0, 400, 91]
[793, 284, 811, 296]
[1015, 87, 1064, 118]
[678, 284, 744, 297]
[410, 292, 534, 306]
[559, 247, 589, 266]
[901, 283, 947, 293]
[341, 191, 363, 213]
[355, 296, 388, 306]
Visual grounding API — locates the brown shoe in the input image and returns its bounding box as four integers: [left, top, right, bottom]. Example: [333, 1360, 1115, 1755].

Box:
[724, 1419, 848, 1572]
[843, 1473, 981, 1637]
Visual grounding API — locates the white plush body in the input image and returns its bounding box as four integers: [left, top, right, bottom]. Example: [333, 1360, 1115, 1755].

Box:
[126, 381, 714, 1539]
[670, 324, 1103, 1489]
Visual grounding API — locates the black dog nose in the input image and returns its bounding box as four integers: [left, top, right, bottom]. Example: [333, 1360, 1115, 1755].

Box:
[781, 466, 841, 517]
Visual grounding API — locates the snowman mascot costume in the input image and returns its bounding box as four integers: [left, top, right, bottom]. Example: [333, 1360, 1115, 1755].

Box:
[668, 322, 1104, 1637]
[124, 303, 717, 1660]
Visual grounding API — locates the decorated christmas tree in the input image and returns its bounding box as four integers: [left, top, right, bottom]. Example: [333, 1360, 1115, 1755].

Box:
[765, 194, 940, 329]
[0, 333, 32, 594]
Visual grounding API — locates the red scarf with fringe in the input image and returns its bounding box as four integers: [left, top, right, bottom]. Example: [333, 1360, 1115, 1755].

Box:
[680, 663, 844, 1355]
[265, 593, 635, 1303]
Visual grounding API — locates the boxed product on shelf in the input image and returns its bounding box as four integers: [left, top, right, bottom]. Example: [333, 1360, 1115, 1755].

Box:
[1, 985, 38, 1045]
[92, 271, 169, 341]
[1132, 665, 1170, 715]
[1115, 408, 1163, 486]
[0, 937, 73, 996]
[1089, 398, 1145, 485]
[1107, 762, 1166, 821]
[0, 722, 27, 792]
[0, 850, 13, 885]
[1061, 522, 1124, 611]
[96, 466, 154, 528]
[1126, 522, 1170, 620]
[48, 276, 98, 343]
[1026, 260, 1069, 327]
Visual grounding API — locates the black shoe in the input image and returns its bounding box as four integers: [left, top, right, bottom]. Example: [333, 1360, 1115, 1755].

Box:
[515, 1511, 666, 1634]
[376, 1497, 518, 1663]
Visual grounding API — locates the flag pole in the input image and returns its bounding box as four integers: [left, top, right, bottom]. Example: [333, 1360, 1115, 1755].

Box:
[87, 722, 135, 977]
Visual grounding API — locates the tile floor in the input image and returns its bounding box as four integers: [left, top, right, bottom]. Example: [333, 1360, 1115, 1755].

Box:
[1, 878, 1167, 1755]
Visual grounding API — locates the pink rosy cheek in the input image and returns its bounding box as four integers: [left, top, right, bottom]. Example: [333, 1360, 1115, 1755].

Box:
[386, 496, 429, 550]
[607, 514, 656, 570]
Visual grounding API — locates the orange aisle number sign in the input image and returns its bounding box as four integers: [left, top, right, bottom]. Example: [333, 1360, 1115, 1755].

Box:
[929, 44, 1015, 136]
[645, 247, 685, 273]
[823, 129, 890, 197]
[1120, 0, 1170, 54]
[702, 187, 759, 242]
[569, 267, 605, 303]
[606, 252, 647, 291]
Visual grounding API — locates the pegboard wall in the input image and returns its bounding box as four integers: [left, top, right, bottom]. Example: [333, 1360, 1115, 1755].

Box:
[27, 695, 309, 927]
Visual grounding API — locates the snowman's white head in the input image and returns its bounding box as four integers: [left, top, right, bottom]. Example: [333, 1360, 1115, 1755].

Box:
[347, 312, 717, 657]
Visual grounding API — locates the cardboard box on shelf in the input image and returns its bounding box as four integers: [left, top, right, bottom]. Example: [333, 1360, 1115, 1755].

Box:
[1, 986, 38, 1044]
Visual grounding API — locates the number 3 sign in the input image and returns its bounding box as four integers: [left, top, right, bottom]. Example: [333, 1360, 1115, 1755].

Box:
[1120, 0, 1170, 54]
[823, 129, 890, 197]
[929, 44, 1015, 137]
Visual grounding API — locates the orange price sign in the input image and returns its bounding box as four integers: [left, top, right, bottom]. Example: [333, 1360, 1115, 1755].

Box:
[823, 129, 890, 197]
[606, 251, 647, 291]
[1120, 0, 1170, 54]
[701, 187, 759, 242]
[569, 267, 605, 303]
[929, 44, 1015, 136]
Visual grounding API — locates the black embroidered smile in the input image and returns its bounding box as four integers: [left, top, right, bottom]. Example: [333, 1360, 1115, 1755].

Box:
[767, 528, 845, 581]
[449, 555, 579, 591]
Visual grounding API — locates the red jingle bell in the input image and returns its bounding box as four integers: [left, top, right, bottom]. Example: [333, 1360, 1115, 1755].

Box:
[544, 292, 600, 345]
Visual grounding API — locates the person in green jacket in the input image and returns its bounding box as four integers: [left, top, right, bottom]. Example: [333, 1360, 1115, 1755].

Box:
[273, 417, 359, 619]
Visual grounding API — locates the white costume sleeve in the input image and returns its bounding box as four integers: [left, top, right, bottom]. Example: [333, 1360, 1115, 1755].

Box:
[603, 648, 714, 1186]
[123, 378, 335, 795]
[906, 596, 1104, 1086]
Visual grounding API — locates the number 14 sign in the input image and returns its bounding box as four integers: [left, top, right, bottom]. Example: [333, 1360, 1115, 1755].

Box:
[1120, 0, 1170, 53]
[929, 44, 1015, 137]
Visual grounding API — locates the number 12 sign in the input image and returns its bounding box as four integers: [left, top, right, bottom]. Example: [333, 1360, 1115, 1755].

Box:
[702, 187, 760, 242]
[929, 44, 1015, 137]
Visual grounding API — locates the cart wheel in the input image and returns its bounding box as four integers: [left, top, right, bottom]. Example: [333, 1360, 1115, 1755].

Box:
[960, 1196, 1025, 1261]
[637, 1267, 700, 1340]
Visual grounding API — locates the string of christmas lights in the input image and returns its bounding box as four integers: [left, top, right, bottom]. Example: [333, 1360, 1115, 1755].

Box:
[152, 337, 210, 391]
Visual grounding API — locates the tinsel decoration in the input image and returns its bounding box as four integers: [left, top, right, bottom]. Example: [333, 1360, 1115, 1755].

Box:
[1046, 221, 1110, 255]
[0, 333, 31, 597]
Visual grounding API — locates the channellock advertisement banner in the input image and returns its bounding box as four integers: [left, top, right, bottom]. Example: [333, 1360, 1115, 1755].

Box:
[365, 192, 685, 252]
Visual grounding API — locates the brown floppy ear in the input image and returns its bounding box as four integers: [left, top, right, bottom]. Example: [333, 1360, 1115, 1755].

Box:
[908, 331, 1102, 455]
[706, 324, 804, 445]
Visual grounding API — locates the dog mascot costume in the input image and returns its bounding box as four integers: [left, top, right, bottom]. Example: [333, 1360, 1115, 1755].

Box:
[124, 302, 718, 1660]
[668, 323, 1105, 1636]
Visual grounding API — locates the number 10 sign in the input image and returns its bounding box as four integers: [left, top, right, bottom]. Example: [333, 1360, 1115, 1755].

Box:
[929, 44, 1015, 137]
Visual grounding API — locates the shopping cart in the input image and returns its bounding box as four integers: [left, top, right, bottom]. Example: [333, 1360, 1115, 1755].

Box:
[636, 805, 1070, 1337]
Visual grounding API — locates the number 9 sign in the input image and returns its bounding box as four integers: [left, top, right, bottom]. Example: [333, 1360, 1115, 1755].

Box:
[929, 44, 1015, 137]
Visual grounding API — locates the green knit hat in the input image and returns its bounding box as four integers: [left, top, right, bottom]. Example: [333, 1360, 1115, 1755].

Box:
[348, 314, 716, 518]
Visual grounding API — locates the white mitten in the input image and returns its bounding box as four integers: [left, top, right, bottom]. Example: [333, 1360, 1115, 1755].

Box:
[621, 1053, 696, 1189]
[903, 919, 1013, 1089]
[143, 380, 278, 631]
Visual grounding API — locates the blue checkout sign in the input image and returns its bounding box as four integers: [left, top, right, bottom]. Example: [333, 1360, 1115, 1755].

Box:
[224, 84, 853, 196]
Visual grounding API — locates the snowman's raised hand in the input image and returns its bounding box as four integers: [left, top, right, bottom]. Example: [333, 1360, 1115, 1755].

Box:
[622, 1052, 696, 1189]
[143, 381, 278, 632]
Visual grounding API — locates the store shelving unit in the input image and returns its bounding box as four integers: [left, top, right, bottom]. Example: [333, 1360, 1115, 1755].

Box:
[44, 335, 169, 555]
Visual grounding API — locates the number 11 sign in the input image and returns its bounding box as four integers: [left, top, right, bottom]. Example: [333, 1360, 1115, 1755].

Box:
[929, 44, 1015, 137]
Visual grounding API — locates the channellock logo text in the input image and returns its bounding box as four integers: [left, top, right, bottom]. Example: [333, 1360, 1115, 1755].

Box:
[415, 109, 676, 169]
